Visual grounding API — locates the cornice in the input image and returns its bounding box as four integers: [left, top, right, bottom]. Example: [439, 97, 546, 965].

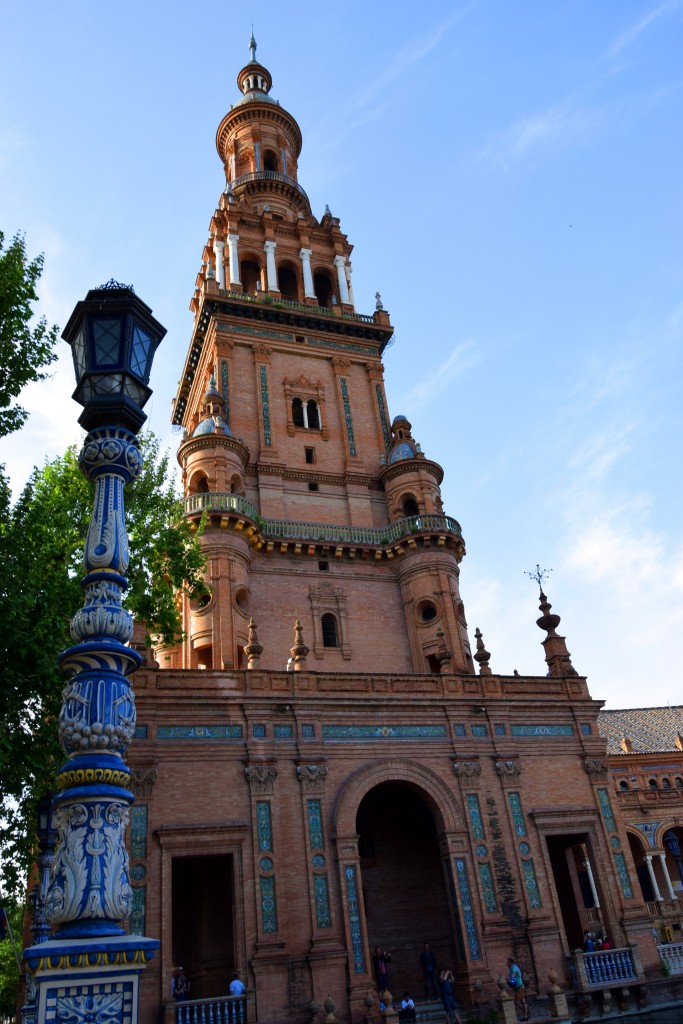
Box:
[378, 458, 445, 486]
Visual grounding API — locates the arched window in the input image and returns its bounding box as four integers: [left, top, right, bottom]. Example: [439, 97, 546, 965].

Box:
[263, 149, 278, 172]
[191, 474, 209, 494]
[306, 400, 320, 429]
[313, 271, 333, 307]
[292, 397, 305, 427]
[663, 778, 672, 788]
[649, 778, 659, 789]
[321, 613, 339, 648]
[402, 496, 419, 517]
[676, 777, 683, 788]
[278, 266, 298, 300]
[241, 260, 262, 295]
[619, 780, 629, 790]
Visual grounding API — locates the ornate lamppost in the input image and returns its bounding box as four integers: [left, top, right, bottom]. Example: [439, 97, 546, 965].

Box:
[23, 282, 165, 1024]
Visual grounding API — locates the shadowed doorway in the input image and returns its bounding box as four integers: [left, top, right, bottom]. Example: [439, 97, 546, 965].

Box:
[356, 782, 456, 998]
[172, 854, 235, 998]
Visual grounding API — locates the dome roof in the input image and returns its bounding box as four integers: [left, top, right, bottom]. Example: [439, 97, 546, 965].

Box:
[193, 415, 232, 438]
[389, 441, 416, 463]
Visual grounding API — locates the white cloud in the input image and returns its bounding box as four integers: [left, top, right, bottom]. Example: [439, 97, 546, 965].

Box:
[478, 98, 603, 169]
[400, 338, 479, 409]
[607, 0, 683, 59]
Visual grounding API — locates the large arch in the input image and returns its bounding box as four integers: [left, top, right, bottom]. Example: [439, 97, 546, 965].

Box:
[334, 758, 463, 838]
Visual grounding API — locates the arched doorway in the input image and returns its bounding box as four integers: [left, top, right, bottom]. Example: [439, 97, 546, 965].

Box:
[356, 782, 457, 998]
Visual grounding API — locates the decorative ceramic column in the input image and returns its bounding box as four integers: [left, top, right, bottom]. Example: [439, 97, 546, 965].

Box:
[264, 240, 278, 292]
[299, 247, 315, 298]
[23, 283, 163, 1024]
[645, 853, 664, 901]
[228, 233, 241, 286]
[214, 239, 226, 289]
[659, 852, 677, 900]
[583, 852, 601, 908]
[345, 262, 355, 308]
[334, 255, 350, 304]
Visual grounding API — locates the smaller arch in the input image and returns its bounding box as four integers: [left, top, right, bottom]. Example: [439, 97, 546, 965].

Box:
[277, 264, 299, 301]
[662, 778, 672, 789]
[675, 777, 683, 788]
[262, 148, 279, 172]
[401, 494, 420, 517]
[321, 613, 339, 648]
[313, 269, 335, 308]
[292, 397, 305, 427]
[189, 472, 210, 495]
[306, 399, 321, 429]
[648, 778, 659, 789]
[241, 258, 263, 295]
[619, 780, 630, 790]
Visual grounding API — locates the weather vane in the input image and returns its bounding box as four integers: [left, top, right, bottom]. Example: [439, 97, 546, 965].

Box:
[524, 564, 552, 589]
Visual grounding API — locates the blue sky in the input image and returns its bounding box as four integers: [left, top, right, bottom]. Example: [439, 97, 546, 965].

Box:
[1, 1, 682, 709]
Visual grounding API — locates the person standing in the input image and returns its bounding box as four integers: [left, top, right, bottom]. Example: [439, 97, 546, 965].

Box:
[506, 957, 529, 1021]
[372, 946, 391, 994]
[439, 969, 462, 1024]
[229, 971, 246, 996]
[419, 942, 439, 1000]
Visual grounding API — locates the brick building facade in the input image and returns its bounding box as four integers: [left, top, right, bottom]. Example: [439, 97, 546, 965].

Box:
[127, 39, 664, 1023]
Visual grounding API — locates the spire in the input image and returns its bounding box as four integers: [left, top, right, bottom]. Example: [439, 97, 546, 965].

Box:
[249, 29, 257, 63]
[535, 589, 578, 677]
[290, 619, 309, 671]
[244, 617, 263, 670]
[473, 627, 492, 676]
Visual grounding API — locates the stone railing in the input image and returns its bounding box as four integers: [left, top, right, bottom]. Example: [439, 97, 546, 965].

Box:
[231, 169, 310, 205]
[658, 942, 683, 975]
[567, 947, 640, 990]
[174, 994, 246, 1024]
[646, 899, 683, 919]
[216, 287, 379, 324]
[183, 495, 462, 548]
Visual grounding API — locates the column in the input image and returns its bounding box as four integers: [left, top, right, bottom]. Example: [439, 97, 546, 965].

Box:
[214, 239, 226, 289]
[334, 255, 350, 304]
[264, 240, 278, 292]
[659, 852, 677, 900]
[300, 247, 315, 298]
[345, 262, 355, 308]
[645, 853, 664, 901]
[227, 233, 241, 286]
[583, 854, 601, 908]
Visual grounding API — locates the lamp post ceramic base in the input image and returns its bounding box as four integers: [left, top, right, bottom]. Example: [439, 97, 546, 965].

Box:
[23, 933, 158, 1024]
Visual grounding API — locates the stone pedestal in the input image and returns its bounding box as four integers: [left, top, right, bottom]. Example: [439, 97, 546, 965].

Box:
[24, 934, 158, 1024]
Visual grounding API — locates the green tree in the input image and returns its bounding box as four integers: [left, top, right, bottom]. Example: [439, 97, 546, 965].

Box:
[0, 231, 59, 438]
[0, 898, 24, 1020]
[0, 433, 206, 894]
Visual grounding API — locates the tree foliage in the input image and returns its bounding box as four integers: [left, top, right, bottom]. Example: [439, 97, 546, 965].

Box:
[0, 434, 206, 893]
[0, 231, 59, 438]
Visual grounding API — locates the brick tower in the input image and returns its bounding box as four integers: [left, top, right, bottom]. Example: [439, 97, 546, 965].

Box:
[168, 36, 473, 678]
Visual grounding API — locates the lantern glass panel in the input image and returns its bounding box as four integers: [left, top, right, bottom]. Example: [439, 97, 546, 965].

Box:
[95, 373, 124, 394]
[93, 318, 123, 366]
[123, 378, 147, 405]
[130, 323, 152, 379]
[72, 327, 87, 378]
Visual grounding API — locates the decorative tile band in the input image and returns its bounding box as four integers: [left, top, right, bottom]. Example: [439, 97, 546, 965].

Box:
[259, 364, 272, 446]
[218, 323, 294, 342]
[130, 885, 145, 935]
[344, 864, 365, 973]
[467, 794, 485, 840]
[134, 724, 147, 739]
[375, 384, 391, 450]
[313, 873, 332, 928]
[322, 724, 446, 741]
[446, 861, 466, 961]
[157, 725, 243, 739]
[221, 359, 230, 427]
[131, 805, 147, 860]
[597, 787, 617, 833]
[256, 800, 273, 853]
[521, 858, 542, 908]
[510, 724, 574, 737]
[260, 875, 278, 933]
[508, 792, 527, 837]
[454, 859, 481, 960]
[301, 724, 315, 738]
[307, 799, 324, 850]
[453, 723, 466, 737]
[340, 378, 357, 457]
[478, 862, 497, 913]
[273, 724, 293, 739]
[471, 724, 487, 737]
[306, 336, 377, 356]
[43, 981, 134, 1024]
[614, 852, 634, 898]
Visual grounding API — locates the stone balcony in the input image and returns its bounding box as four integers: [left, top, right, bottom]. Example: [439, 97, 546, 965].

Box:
[184, 494, 465, 561]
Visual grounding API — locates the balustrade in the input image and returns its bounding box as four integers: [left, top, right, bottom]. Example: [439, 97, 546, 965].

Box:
[183, 495, 462, 549]
[658, 942, 683, 975]
[175, 994, 246, 1024]
[568, 947, 639, 989]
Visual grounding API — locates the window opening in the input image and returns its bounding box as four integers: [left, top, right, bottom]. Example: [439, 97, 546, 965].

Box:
[313, 272, 332, 307]
[241, 260, 262, 295]
[321, 613, 339, 648]
[649, 778, 659, 789]
[318, 561, 329, 572]
[277, 266, 298, 301]
[306, 400, 320, 429]
[403, 496, 419, 517]
[305, 447, 315, 464]
[263, 150, 278, 172]
[308, 482, 319, 492]
[292, 397, 305, 427]
[619, 780, 629, 790]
